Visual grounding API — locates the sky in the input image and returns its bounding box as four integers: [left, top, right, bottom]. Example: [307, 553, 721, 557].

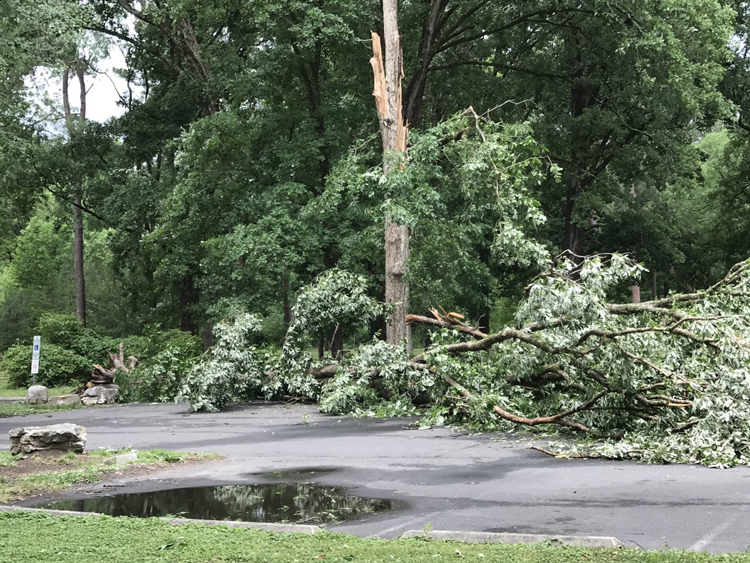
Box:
[26, 40, 137, 130]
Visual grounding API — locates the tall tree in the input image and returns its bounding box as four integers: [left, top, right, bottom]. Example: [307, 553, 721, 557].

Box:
[61, 55, 88, 325]
[371, 0, 411, 348]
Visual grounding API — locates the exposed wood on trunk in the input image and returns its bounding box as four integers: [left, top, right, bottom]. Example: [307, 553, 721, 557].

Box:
[73, 342, 139, 394]
[371, 5, 412, 352]
[406, 308, 487, 340]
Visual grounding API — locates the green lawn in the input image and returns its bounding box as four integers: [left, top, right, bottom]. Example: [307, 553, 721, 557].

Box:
[0, 372, 74, 397]
[0, 449, 220, 503]
[0, 512, 746, 563]
[0, 385, 76, 397]
[0, 402, 84, 417]
[0, 373, 85, 415]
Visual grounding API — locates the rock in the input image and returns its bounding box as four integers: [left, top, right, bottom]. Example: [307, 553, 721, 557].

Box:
[26, 385, 49, 405]
[81, 384, 119, 406]
[50, 394, 82, 406]
[105, 452, 138, 465]
[9, 423, 86, 455]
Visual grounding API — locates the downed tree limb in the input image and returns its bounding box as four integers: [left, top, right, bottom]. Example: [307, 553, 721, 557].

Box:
[443, 374, 599, 433]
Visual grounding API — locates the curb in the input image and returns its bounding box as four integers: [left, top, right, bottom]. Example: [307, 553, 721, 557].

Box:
[0, 505, 321, 535]
[401, 530, 623, 548]
[0, 397, 25, 404]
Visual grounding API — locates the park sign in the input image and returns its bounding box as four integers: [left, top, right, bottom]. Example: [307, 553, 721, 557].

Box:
[31, 335, 40, 385]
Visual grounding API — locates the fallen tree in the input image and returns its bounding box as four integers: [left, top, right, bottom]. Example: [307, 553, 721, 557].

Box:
[295, 255, 750, 467]
[179, 254, 750, 467]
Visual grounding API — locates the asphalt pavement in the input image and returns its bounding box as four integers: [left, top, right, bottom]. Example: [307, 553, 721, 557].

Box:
[2, 402, 749, 553]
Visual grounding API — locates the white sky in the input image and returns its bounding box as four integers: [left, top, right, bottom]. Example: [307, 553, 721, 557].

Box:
[25, 39, 138, 132]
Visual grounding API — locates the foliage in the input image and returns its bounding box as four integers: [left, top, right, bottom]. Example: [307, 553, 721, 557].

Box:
[117, 328, 202, 403]
[0, 342, 90, 388]
[37, 313, 115, 365]
[2, 512, 750, 563]
[319, 340, 429, 417]
[309, 113, 555, 321]
[278, 269, 388, 398]
[302, 254, 750, 467]
[178, 314, 271, 412]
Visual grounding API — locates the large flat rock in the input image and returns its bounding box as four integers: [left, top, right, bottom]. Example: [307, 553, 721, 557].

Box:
[9, 423, 86, 455]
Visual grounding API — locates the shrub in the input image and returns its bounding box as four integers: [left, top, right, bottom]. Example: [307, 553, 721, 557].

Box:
[117, 327, 202, 403]
[1, 343, 90, 388]
[36, 313, 116, 365]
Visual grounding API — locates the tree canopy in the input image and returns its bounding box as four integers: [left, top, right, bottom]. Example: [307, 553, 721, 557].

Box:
[1, 0, 750, 465]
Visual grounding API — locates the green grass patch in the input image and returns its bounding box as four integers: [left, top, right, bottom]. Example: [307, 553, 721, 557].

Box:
[0, 449, 220, 503]
[0, 512, 748, 563]
[0, 451, 17, 467]
[0, 386, 76, 397]
[0, 402, 83, 417]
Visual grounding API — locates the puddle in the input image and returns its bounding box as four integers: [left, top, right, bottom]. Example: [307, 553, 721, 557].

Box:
[35, 483, 398, 524]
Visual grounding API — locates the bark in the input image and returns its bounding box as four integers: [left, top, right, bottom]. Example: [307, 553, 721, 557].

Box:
[317, 338, 325, 361]
[631, 285, 641, 304]
[371, 1, 412, 350]
[63, 60, 87, 326]
[562, 37, 599, 257]
[73, 195, 86, 325]
[180, 275, 198, 334]
[202, 325, 214, 351]
[282, 272, 292, 328]
[478, 306, 491, 336]
[331, 326, 344, 361]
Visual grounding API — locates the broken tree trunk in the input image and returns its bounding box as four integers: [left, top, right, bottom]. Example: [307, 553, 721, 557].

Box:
[73, 342, 139, 394]
[371, 0, 411, 352]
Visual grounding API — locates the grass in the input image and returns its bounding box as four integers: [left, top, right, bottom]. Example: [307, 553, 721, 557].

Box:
[0, 402, 84, 417]
[0, 449, 220, 503]
[0, 373, 85, 416]
[0, 386, 76, 397]
[0, 512, 748, 563]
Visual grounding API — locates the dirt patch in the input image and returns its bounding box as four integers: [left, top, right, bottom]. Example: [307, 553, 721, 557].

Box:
[0, 450, 220, 504]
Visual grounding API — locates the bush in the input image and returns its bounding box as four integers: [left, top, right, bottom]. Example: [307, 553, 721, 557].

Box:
[117, 327, 202, 403]
[36, 313, 116, 365]
[1, 343, 90, 388]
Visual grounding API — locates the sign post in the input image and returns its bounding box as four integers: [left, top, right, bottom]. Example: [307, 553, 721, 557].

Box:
[31, 336, 40, 386]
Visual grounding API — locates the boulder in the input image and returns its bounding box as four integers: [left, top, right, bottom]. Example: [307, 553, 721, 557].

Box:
[50, 394, 82, 406]
[105, 452, 138, 465]
[81, 384, 119, 406]
[26, 385, 49, 405]
[9, 423, 86, 455]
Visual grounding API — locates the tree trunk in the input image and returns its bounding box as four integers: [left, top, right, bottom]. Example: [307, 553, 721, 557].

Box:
[562, 36, 598, 258]
[479, 306, 491, 336]
[72, 194, 86, 325]
[282, 271, 292, 328]
[63, 63, 87, 326]
[202, 324, 214, 351]
[371, 1, 411, 350]
[331, 326, 344, 361]
[563, 175, 584, 257]
[631, 285, 641, 304]
[180, 275, 198, 334]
